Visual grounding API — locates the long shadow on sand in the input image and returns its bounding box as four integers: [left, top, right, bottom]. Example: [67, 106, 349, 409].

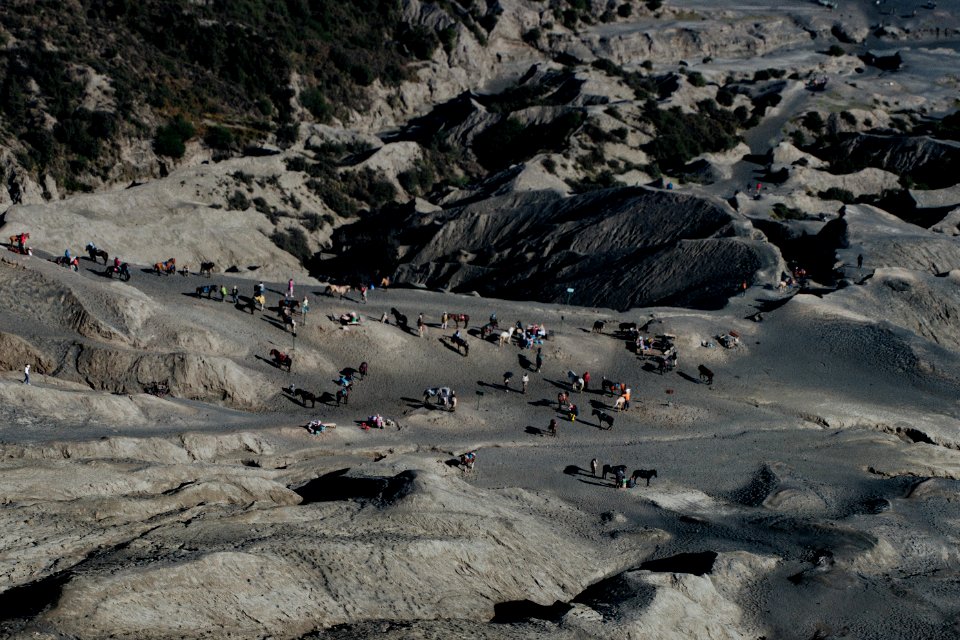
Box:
[576, 477, 613, 488]
[677, 371, 700, 385]
[477, 380, 512, 393]
[437, 338, 463, 356]
[525, 426, 546, 436]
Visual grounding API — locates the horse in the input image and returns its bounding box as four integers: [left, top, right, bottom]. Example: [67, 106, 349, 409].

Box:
[698, 364, 714, 385]
[592, 320, 605, 333]
[592, 409, 614, 430]
[283, 314, 297, 334]
[196, 285, 215, 299]
[423, 387, 455, 410]
[613, 395, 627, 412]
[498, 328, 514, 347]
[325, 284, 351, 299]
[390, 307, 408, 329]
[602, 464, 627, 480]
[601, 377, 623, 396]
[106, 263, 131, 282]
[449, 313, 470, 329]
[632, 469, 658, 486]
[618, 322, 637, 333]
[8, 232, 29, 246]
[154, 258, 176, 275]
[450, 334, 470, 356]
[199, 261, 215, 277]
[294, 388, 317, 408]
[567, 370, 584, 392]
[55, 256, 79, 271]
[86, 244, 108, 264]
[269, 348, 292, 371]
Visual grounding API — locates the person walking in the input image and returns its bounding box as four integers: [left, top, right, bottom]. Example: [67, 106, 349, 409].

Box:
[301, 296, 310, 325]
[591, 458, 598, 476]
[417, 313, 426, 338]
[503, 371, 513, 391]
[441, 312, 449, 330]
[521, 372, 529, 394]
[220, 284, 228, 302]
[287, 278, 294, 298]
[739, 280, 747, 296]
[857, 253, 863, 269]
[231, 286, 239, 305]
[360, 286, 368, 303]
[583, 371, 591, 391]
[548, 419, 558, 437]
[535, 347, 543, 373]
[23, 364, 30, 385]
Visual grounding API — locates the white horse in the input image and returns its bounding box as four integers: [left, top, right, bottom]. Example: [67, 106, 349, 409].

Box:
[498, 327, 515, 347]
[567, 370, 584, 392]
[613, 395, 627, 412]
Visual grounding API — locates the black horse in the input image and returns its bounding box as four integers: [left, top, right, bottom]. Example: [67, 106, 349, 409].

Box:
[199, 261, 215, 277]
[196, 284, 215, 299]
[450, 334, 469, 356]
[698, 364, 714, 385]
[294, 388, 317, 408]
[390, 307, 408, 330]
[632, 469, 658, 486]
[105, 263, 131, 281]
[86, 244, 108, 264]
[602, 464, 627, 480]
[592, 408, 614, 430]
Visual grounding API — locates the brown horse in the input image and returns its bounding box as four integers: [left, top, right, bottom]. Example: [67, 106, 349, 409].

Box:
[154, 258, 176, 275]
[449, 313, 470, 329]
[294, 388, 317, 407]
[269, 348, 292, 371]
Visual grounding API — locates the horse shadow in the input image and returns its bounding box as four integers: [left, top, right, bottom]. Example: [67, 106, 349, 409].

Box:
[524, 426, 545, 436]
[443, 457, 462, 468]
[588, 399, 609, 410]
[255, 354, 285, 370]
[139, 267, 155, 274]
[280, 387, 304, 406]
[641, 362, 660, 374]
[261, 316, 295, 333]
[438, 338, 461, 355]
[477, 380, 511, 393]
[565, 465, 596, 477]
[317, 391, 337, 406]
[677, 371, 699, 384]
[400, 396, 427, 409]
[88, 268, 113, 279]
[577, 478, 613, 488]
[528, 399, 553, 408]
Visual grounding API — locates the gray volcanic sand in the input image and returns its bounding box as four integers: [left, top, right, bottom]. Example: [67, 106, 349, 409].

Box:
[1, 238, 959, 639]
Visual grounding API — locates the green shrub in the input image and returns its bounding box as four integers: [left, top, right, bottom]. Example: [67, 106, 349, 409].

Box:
[204, 125, 234, 150]
[270, 227, 312, 264]
[617, 4, 633, 17]
[818, 188, 856, 204]
[803, 111, 825, 132]
[686, 71, 706, 87]
[154, 115, 195, 158]
[300, 88, 332, 122]
[771, 203, 806, 220]
[302, 212, 324, 232]
[473, 111, 585, 171]
[826, 45, 845, 57]
[227, 190, 250, 211]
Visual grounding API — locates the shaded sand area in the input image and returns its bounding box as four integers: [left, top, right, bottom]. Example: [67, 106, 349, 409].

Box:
[0, 223, 958, 639]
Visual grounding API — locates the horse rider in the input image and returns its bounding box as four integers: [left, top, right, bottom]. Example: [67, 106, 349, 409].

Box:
[113, 256, 121, 270]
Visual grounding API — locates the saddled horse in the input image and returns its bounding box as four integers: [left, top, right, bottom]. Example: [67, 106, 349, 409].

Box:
[449, 313, 470, 329]
[567, 370, 584, 392]
[592, 409, 614, 430]
[9, 232, 29, 246]
[269, 348, 292, 371]
[199, 261, 215, 277]
[105, 263, 131, 282]
[294, 388, 317, 408]
[325, 284, 351, 299]
[195, 284, 215, 299]
[85, 244, 109, 264]
[55, 256, 80, 271]
[632, 469, 658, 486]
[450, 334, 469, 356]
[154, 258, 176, 275]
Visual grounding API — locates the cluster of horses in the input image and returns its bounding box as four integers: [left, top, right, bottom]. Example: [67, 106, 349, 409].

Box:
[601, 465, 658, 488]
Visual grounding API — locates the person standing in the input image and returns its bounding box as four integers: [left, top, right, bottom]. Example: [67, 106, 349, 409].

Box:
[591, 458, 598, 476]
[417, 313, 426, 337]
[535, 347, 543, 373]
[583, 371, 591, 390]
[548, 419, 558, 437]
[441, 312, 449, 330]
[503, 371, 513, 391]
[521, 373, 529, 394]
[23, 364, 30, 385]
[360, 286, 368, 303]
[857, 253, 863, 269]
[287, 278, 294, 298]
[301, 296, 310, 325]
